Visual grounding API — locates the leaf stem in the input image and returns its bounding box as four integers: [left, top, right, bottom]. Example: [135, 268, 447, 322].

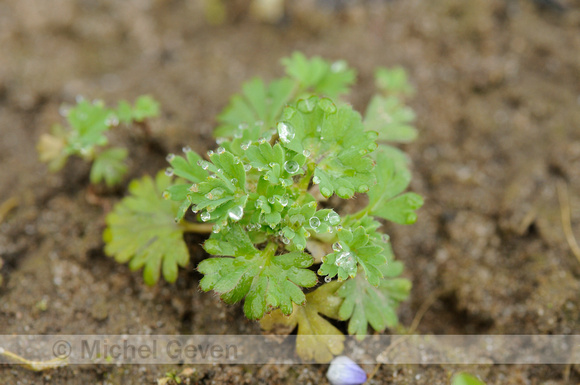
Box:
[0, 348, 68, 371]
[179, 221, 213, 233]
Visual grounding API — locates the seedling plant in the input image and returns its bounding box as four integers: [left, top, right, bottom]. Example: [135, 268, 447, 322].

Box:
[39, 52, 423, 363]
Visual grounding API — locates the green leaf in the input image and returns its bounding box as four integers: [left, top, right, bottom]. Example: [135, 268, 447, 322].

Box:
[65, 99, 113, 155]
[260, 282, 345, 363]
[90, 148, 128, 187]
[375, 66, 414, 97]
[279, 98, 377, 198]
[452, 373, 487, 385]
[198, 232, 317, 320]
[103, 171, 189, 285]
[364, 95, 417, 143]
[132, 95, 160, 122]
[318, 226, 389, 284]
[337, 267, 411, 340]
[366, 148, 423, 224]
[214, 77, 294, 140]
[282, 52, 356, 98]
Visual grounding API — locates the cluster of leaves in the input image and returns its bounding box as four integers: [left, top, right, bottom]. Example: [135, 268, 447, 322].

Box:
[102, 52, 422, 362]
[37, 95, 159, 187]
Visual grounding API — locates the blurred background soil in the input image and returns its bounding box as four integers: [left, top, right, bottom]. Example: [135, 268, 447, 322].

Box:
[1, 0, 580, 383]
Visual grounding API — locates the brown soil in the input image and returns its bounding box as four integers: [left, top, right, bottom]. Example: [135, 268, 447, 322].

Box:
[1, 0, 580, 383]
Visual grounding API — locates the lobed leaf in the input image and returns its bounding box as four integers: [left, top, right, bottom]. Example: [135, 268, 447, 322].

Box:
[90, 147, 128, 187]
[198, 228, 318, 320]
[103, 172, 189, 285]
[260, 281, 345, 363]
[366, 148, 423, 224]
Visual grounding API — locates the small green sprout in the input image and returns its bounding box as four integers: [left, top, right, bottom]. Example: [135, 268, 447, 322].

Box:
[37, 95, 160, 187]
[102, 52, 423, 362]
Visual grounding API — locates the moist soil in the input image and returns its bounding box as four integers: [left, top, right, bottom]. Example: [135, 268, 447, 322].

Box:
[1, 0, 580, 383]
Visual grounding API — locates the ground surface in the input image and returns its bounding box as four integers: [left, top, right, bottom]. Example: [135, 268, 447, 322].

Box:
[1, 0, 580, 383]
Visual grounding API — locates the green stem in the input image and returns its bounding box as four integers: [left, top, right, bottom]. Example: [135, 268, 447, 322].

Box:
[179, 221, 213, 233]
[263, 242, 279, 257]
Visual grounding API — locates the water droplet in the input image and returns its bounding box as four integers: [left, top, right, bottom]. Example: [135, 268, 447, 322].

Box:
[216, 137, 227, 145]
[189, 184, 199, 192]
[336, 225, 343, 231]
[284, 160, 300, 174]
[162, 191, 171, 200]
[309, 217, 321, 228]
[105, 116, 119, 126]
[200, 212, 211, 222]
[302, 149, 311, 157]
[243, 164, 252, 172]
[258, 137, 267, 144]
[207, 150, 214, 157]
[238, 123, 249, 130]
[313, 176, 321, 185]
[331, 60, 347, 73]
[281, 236, 290, 245]
[207, 205, 216, 213]
[230, 178, 238, 185]
[279, 196, 289, 206]
[335, 251, 355, 271]
[182, 146, 192, 153]
[197, 160, 209, 170]
[234, 132, 243, 139]
[216, 146, 225, 154]
[358, 184, 369, 193]
[269, 162, 276, 168]
[263, 174, 269, 181]
[277, 122, 295, 143]
[321, 187, 332, 197]
[268, 197, 275, 204]
[241, 140, 252, 150]
[381, 234, 390, 243]
[318, 98, 337, 114]
[297, 98, 316, 113]
[324, 276, 332, 283]
[166, 153, 175, 162]
[228, 206, 244, 221]
[164, 168, 174, 177]
[332, 242, 342, 252]
[75, 95, 85, 103]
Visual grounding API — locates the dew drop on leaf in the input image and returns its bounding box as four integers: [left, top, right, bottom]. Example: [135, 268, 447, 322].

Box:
[313, 176, 321, 185]
[197, 160, 209, 170]
[335, 251, 355, 271]
[258, 137, 267, 144]
[332, 242, 342, 252]
[228, 206, 244, 222]
[279, 196, 288, 206]
[318, 98, 337, 114]
[164, 168, 174, 177]
[283, 160, 300, 174]
[241, 140, 252, 150]
[182, 146, 192, 153]
[200, 212, 211, 222]
[207, 150, 214, 156]
[281, 236, 290, 245]
[243, 164, 252, 172]
[302, 149, 311, 157]
[189, 184, 199, 192]
[166, 153, 175, 162]
[216, 147, 225, 154]
[277, 122, 295, 143]
[309, 217, 321, 228]
[297, 98, 316, 113]
[324, 276, 332, 283]
[162, 191, 171, 200]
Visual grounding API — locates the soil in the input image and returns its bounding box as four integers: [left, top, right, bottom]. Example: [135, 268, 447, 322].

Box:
[1, 0, 580, 383]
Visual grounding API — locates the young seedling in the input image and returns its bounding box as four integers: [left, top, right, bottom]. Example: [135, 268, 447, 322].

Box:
[103, 52, 423, 362]
[37, 95, 160, 187]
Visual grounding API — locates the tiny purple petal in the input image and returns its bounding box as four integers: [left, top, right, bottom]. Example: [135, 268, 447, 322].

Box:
[327, 356, 367, 385]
